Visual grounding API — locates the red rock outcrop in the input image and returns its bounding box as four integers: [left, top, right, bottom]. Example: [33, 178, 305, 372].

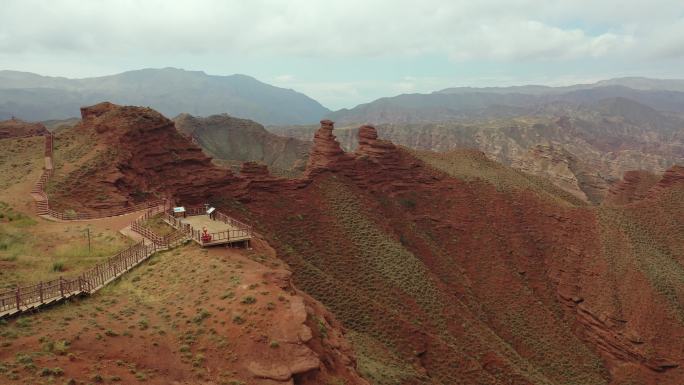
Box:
[651, 165, 684, 192]
[356, 124, 399, 162]
[305, 120, 354, 176]
[50, 102, 239, 211]
[352, 124, 436, 194]
[300, 122, 438, 194]
[240, 161, 272, 180]
[80, 101, 118, 121]
[606, 166, 683, 205]
[0, 117, 48, 139]
[604, 170, 660, 205]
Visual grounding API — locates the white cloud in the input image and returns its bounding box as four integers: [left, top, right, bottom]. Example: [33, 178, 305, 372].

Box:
[1, 0, 684, 109]
[0, 0, 679, 61]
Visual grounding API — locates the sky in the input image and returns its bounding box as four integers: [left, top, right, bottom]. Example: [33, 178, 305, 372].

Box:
[1, 0, 684, 110]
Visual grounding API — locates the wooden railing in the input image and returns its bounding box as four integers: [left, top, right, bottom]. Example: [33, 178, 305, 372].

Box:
[32, 133, 166, 221]
[45, 200, 166, 221]
[131, 206, 189, 247]
[0, 240, 161, 317]
[44, 132, 53, 157]
[163, 208, 252, 245]
[216, 211, 252, 232]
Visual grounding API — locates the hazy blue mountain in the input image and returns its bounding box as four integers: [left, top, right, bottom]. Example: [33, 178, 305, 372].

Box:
[0, 68, 330, 125]
[328, 79, 684, 125]
[594, 77, 684, 92]
[436, 77, 684, 95]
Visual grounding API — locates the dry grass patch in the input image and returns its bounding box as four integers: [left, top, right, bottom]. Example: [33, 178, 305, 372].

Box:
[0, 201, 133, 288]
[0, 137, 43, 189]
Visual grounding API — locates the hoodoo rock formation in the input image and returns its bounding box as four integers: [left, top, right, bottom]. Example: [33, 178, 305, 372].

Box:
[305, 120, 354, 176]
[356, 124, 397, 161]
[353, 124, 434, 193]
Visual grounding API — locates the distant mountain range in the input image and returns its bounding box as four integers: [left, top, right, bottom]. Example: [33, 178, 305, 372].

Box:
[0, 68, 330, 125]
[437, 77, 684, 95]
[328, 77, 684, 125]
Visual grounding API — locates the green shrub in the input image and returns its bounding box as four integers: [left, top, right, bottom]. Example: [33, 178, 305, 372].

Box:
[39, 367, 63, 377]
[52, 261, 66, 272]
[192, 309, 211, 324]
[399, 198, 416, 209]
[15, 353, 32, 364]
[15, 317, 31, 328]
[317, 318, 328, 339]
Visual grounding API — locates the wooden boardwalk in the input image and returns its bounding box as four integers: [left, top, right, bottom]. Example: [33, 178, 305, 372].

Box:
[0, 240, 170, 318]
[2, 135, 178, 318]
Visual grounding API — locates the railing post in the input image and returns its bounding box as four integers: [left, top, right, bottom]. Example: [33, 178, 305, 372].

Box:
[39, 282, 43, 303]
[78, 276, 83, 292]
[97, 264, 103, 286]
[59, 277, 65, 297]
[15, 286, 21, 311]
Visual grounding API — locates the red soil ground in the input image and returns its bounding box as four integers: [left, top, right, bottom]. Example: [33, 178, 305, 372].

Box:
[0, 238, 369, 385]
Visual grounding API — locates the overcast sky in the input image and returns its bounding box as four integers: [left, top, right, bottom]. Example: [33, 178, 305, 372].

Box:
[2, 0, 684, 109]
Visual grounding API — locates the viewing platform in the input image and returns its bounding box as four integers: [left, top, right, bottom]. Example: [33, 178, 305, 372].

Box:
[163, 207, 252, 247]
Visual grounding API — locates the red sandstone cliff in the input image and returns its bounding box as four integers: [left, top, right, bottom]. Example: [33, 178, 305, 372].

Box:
[605, 166, 683, 205]
[650, 165, 684, 193]
[49, 102, 239, 211]
[604, 170, 661, 205]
